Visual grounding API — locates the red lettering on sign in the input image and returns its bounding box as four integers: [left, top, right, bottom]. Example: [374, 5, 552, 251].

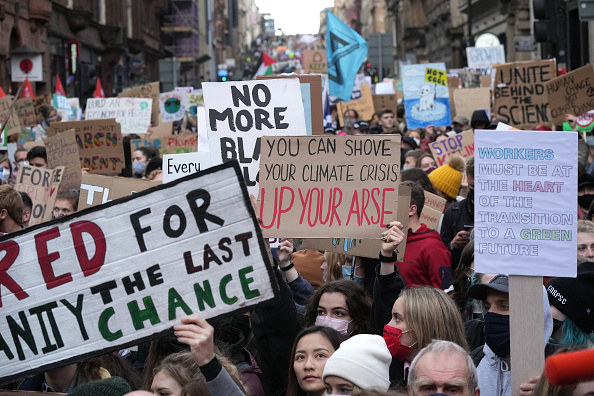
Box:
[36, 227, 73, 289]
[70, 221, 106, 277]
[0, 240, 28, 307]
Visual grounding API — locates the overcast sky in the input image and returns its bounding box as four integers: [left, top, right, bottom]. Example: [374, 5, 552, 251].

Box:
[256, 0, 335, 35]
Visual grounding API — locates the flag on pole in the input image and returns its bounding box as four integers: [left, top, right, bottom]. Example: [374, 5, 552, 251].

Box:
[55, 74, 66, 96]
[23, 76, 35, 98]
[325, 10, 369, 101]
[93, 77, 105, 98]
[0, 85, 5, 98]
[253, 51, 277, 78]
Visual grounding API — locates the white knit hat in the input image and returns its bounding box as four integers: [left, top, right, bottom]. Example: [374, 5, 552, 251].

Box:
[322, 334, 391, 391]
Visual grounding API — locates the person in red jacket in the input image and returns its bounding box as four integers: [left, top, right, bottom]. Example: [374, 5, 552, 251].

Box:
[396, 181, 453, 290]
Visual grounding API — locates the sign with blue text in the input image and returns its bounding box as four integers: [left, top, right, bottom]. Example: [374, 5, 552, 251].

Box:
[474, 129, 577, 276]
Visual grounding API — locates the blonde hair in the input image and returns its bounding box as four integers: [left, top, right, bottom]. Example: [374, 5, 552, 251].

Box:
[324, 252, 345, 282]
[400, 287, 469, 352]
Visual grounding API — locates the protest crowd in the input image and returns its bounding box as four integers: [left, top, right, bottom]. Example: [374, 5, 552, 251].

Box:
[1, 11, 594, 396]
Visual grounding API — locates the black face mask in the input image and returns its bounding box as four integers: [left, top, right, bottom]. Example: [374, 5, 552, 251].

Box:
[552, 318, 564, 334]
[484, 312, 510, 358]
[578, 194, 594, 209]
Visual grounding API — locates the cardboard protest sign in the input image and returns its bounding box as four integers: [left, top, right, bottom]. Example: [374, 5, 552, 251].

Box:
[33, 94, 52, 122]
[14, 165, 64, 226]
[0, 96, 23, 137]
[47, 119, 125, 175]
[130, 133, 198, 156]
[0, 161, 277, 384]
[302, 50, 328, 74]
[453, 88, 491, 120]
[448, 76, 460, 120]
[429, 129, 474, 166]
[336, 84, 375, 127]
[257, 74, 324, 135]
[373, 94, 398, 113]
[44, 129, 82, 193]
[493, 59, 556, 129]
[258, 135, 400, 238]
[466, 45, 505, 69]
[302, 186, 410, 261]
[402, 63, 452, 129]
[162, 152, 213, 183]
[474, 129, 577, 277]
[15, 98, 37, 127]
[159, 91, 187, 122]
[79, 174, 161, 209]
[203, 79, 307, 195]
[118, 82, 160, 126]
[85, 98, 152, 135]
[420, 191, 447, 230]
[545, 64, 594, 125]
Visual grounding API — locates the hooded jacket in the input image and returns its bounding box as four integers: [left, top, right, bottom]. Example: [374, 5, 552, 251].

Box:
[476, 286, 553, 396]
[397, 224, 452, 290]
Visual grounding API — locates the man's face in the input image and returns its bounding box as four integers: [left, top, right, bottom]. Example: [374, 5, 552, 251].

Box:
[380, 113, 395, 129]
[409, 351, 478, 396]
[15, 151, 28, 163]
[484, 290, 509, 315]
[52, 198, 75, 219]
[29, 157, 47, 168]
[577, 232, 594, 262]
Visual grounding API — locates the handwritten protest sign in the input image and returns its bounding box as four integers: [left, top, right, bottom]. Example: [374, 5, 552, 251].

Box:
[79, 174, 161, 209]
[429, 129, 474, 166]
[257, 74, 324, 135]
[336, 83, 375, 127]
[47, 119, 125, 175]
[130, 133, 198, 156]
[402, 63, 452, 129]
[420, 191, 447, 229]
[33, 94, 52, 122]
[0, 161, 277, 383]
[0, 96, 23, 136]
[118, 82, 160, 126]
[453, 88, 491, 120]
[162, 152, 212, 183]
[545, 64, 594, 125]
[15, 98, 37, 127]
[302, 186, 410, 261]
[85, 98, 152, 135]
[373, 94, 398, 113]
[466, 45, 505, 69]
[474, 129, 577, 276]
[493, 59, 556, 129]
[159, 91, 187, 122]
[14, 165, 64, 226]
[303, 50, 328, 74]
[203, 79, 307, 195]
[258, 135, 400, 238]
[44, 129, 82, 193]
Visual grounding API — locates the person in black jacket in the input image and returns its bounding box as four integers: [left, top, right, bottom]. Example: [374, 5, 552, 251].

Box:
[440, 156, 474, 271]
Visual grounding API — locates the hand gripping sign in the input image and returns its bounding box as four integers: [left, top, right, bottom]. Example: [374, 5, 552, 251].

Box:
[0, 161, 278, 384]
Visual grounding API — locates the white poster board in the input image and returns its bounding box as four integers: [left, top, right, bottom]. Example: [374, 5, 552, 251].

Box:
[202, 79, 306, 196]
[466, 45, 506, 69]
[85, 98, 152, 134]
[474, 129, 578, 276]
[0, 161, 277, 383]
[159, 91, 187, 122]
[162, 152, 213, 183]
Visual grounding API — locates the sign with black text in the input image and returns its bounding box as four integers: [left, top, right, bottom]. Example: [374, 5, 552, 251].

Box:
[0, 162, 277, 383]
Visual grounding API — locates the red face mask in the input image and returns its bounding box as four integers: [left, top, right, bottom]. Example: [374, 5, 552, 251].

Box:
[382, 324, 415, 361]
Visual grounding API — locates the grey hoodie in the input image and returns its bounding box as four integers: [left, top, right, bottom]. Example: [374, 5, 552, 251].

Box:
[476, 286, 553, 396]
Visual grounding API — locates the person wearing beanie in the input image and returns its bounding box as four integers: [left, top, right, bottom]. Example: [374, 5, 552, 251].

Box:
[428, 154, 465, 209]
[323, 334, 392, 393]
[69, 376, 132, 396]
[546, 261, 594, 348]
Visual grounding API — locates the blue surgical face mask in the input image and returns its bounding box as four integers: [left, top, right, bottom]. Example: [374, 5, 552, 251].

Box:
[133, 161, 147, 175]
[586, 134, 594, 146]
[341, 266, 364, 285]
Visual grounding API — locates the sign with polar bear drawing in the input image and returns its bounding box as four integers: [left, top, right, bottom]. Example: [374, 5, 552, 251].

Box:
[402, 63, 452, 129]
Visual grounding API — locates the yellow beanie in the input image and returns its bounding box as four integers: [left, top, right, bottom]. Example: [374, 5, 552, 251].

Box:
[428, 154, 465, 199]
